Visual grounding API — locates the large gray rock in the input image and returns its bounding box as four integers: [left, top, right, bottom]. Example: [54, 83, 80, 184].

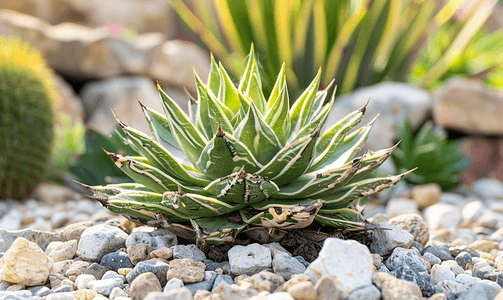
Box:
[370, 222, 414, 256]
[0, 0, 176, 37]
[325, 82, 432, 152]
[434, 79, 503, 135]
[81, 77, 185, 136]
[0, 10, 209, 90]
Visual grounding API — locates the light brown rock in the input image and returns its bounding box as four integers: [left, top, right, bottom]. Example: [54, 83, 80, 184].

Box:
[127, 244, 151, 265]
[0, 237, 54, 286]
[5, 284, 24, 291]
[150, 247, 173, 260]
[73, 289, 98, 300]
[240, 271, 285, 292]
[60, 221, 93, 242]
[388, 214, 429, 246]
[314, 276, 341, 300]
[130, 272, 162, 300]
[49, 240, 78, 262]
[433, 78, 503, 135]
[287, 281, 317, 300]
[371, 254, 382, 270]
[385, 198, 420, 218]
[428, 293, 447, 300]
[66, 261, 91, 277]
[469, 240, 500, 253]
[166, 258, 205, 284]
[373, 272, 422, 300]
[412, 184, 441, 209]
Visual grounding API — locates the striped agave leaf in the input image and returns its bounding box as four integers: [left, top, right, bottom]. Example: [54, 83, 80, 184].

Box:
[85, 46, 412, 245]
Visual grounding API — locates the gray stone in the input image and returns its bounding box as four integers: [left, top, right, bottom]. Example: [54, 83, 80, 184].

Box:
[0, 228, 61, 252]
[473, 179, 503, 200]
[52, 285, 73, 293]
[294, 256, 310, 268]
[76, 225, 128, 262]
[28, 286, 51, 297]
[455, 274, 477, 289]
[423, 203, 461, 230]
[102, 271, 126, 283]
[456, 252, 473, 270]
[160, 287, 193, 300]
[456, 282, 500, 300]
[212, 275, 234, 292]
[88, 278, 124, 296]
[424, 246, 454, 261]
[100, 249, 133, 271]
[436, 279, 467, 295]
[462, 200, 488, 223]
[170, 244, 205, 261]
[347, 284, 380, 300]
[262, 242, 292, 257]
[185, 280, 212, 295]
[370, 222, 414, 256]
[84, 263, 108, 280]
[393, 265, 437, 297]
[424, 252, 442, 266]
[163, 277, 184, 293]
[325, 82, 432, 153]
[385, 247, 428, 273]
[126, 259, 170, 286]
[305, 238, 374, 294]
[228, 243, 272, 276]
[272, 252, 306, 280]
[126, 228, 177, 250]
[475, 266, 497, 279]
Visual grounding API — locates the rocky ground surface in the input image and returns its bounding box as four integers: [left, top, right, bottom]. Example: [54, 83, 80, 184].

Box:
[1, 178, 503, 299]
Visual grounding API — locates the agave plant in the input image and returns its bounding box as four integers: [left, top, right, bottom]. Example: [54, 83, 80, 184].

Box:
[84, 47, 412, 245]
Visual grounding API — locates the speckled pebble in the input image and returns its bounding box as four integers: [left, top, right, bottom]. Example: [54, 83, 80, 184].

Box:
[100, 249, 133, 271]
[424, 252, 442, 266]
[126, 228, 177, 250]
[76, 225, 128, 262]
[126, 259, 170, 286]
[171, 244, 206, 261]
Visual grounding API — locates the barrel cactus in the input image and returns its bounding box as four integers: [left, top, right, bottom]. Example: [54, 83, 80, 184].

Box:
[0, 36, 56, 199]
[86, 46, 412, 245]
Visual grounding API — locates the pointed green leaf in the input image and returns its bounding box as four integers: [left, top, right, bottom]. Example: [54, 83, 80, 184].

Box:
[195, 73, 234, 139]
[195, 125, 262, 180]
[238, 43, 256, 92]
[106, 151, 207, 195]
[84, 182, 150, 199]
[161, 190, 245, 218]
[289, 88, 335, 143]
[289, 69, 321, 133]
[218, 62, 241, 114]
[315, 100, 368, 155]
[240, 199, 323, 229]
[117, 120, 211, 186]
[139, 103, 185, 160]
[230, 93, 250, 127]
[321, 169, 415, 209]
[158, 85, 207, 165]
[207, 53, 221, 96]
[188, 96, 197, 126]
[246, 73, 267, 115]
[233, 102, 282, 165]
[307, 104, 371, 173]
[267, 63, 286, 107]
[192, 217, 247, 245]
[204, 167, 279, 204]
[264, 82, 291, 146]
[314, 115, 378, 174]
[257, 126, 320, 187]
[273, 156, 363, 199]
[315, 208, 368, 230]
[104, 191, 190, 222]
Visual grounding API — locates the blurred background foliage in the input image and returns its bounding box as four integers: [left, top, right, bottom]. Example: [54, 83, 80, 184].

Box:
[170, 0, 502, 98]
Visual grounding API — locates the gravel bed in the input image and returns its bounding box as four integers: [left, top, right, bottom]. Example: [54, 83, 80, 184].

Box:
[1, 178, 503, 299]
